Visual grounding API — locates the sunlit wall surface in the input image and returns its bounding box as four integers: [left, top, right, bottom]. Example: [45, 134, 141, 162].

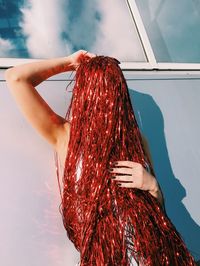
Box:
[0, 0, 146, 62]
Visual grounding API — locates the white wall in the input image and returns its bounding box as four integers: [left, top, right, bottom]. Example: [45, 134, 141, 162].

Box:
[0, 71, 80, 266]
[125, 73, 200, 261]
[0, 70, 200, 264]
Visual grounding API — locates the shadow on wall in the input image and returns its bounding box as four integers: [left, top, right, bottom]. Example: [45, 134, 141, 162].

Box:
[129, 88, 200, 262]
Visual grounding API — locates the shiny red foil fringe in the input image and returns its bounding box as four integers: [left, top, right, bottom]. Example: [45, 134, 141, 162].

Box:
[55, 56, 196, 265]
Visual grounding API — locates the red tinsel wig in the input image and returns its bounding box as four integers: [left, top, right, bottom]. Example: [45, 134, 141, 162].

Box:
[55, 56, 195, 265]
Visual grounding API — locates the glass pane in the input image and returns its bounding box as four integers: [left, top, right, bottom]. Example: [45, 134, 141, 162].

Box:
[0, 0, 146, 62]
[136, 0, 200, 63]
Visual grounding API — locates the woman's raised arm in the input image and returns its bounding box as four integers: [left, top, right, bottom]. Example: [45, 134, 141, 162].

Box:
[4, 50, 95, 148]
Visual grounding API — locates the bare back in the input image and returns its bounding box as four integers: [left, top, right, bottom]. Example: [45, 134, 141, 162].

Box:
[55, 120, 153, 176]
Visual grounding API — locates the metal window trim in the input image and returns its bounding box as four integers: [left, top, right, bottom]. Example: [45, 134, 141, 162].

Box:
[0, 58, 200, 71]
[126, 0, 157, 67]
[120, 62, 200, 71]
[0, 58, 41, 68]
[1, 58, 200, 72]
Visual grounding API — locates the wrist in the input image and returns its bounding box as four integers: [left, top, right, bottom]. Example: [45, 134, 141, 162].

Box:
[148, 177, 163, 205]
[64, 54, 81, 71]
[149, 177, 159, 194]
[63, 56, 75, 70]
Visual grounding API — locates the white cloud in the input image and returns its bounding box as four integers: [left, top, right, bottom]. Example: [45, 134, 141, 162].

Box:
[92, 0, 146, 62]
[20, 0, 72, 58]
[0, 37, 14, 57]
[19, 0, 146, 61]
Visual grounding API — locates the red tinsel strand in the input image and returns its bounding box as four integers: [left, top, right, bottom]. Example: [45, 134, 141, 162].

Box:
[55, 56, 196, 265]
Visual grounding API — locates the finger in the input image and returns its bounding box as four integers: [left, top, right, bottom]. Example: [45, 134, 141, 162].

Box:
[111, 175, 133, 182]
[109, 167, 132, 175]
[115, 161, 140, 168]
[118, 182, 134, 188]
[84, 51, 96, 58]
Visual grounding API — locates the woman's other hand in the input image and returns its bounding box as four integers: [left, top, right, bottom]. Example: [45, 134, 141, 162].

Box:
[108, 160, 164, 208]
[69, 50, 96, 70]
[109, 161, 160, 193]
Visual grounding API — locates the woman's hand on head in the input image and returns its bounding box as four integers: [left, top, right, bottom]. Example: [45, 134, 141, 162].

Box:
[69, 50, 96, 70]
[108, 160, 158, 193]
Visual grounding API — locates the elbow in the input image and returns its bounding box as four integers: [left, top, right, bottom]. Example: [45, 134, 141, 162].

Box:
[5, 67, 24, 83]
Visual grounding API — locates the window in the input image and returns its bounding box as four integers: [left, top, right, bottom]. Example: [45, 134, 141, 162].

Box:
[135, 0, 200, 63]
[1, 0, 200, 70]
[0, 0, 146, 63]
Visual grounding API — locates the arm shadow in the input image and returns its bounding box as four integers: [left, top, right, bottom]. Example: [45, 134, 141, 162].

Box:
[129, 88, 200, 261]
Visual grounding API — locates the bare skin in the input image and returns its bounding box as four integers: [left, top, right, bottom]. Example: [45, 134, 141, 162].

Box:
[5, 49, 164, 208]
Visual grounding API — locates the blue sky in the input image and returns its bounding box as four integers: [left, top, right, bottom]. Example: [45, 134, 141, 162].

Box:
[0, 0, 145, 61]
[0, 0, 200, 63]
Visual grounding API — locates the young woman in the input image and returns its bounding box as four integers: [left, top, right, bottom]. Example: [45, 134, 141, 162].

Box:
[5, 50, 196, 265]
[4, 50, 162, 203]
